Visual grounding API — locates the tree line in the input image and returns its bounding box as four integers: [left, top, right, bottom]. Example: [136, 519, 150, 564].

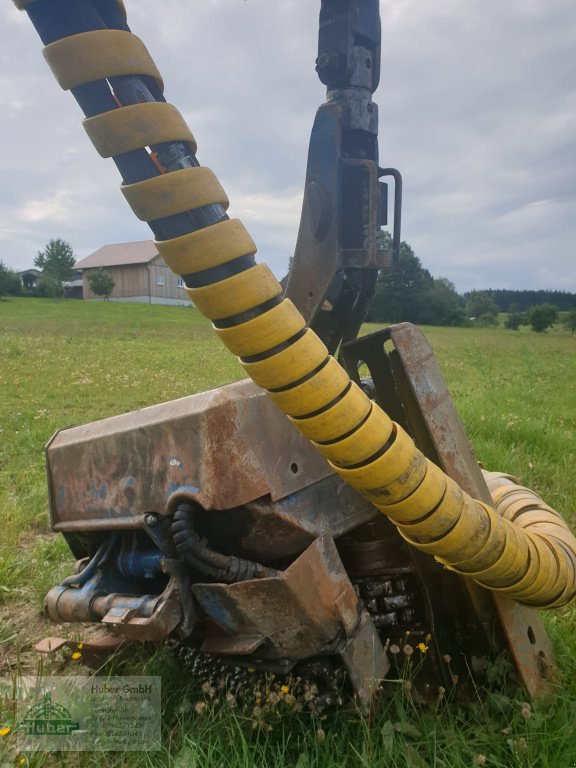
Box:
[0, 238, 115, 300]
[477, 288, 576, 313]
[2, 235, 575, 333]
[365, 233, 576, 331]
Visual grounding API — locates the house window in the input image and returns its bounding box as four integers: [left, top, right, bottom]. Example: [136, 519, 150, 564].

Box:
[176, 276, 184, 288]
[156, 272, 165, 286]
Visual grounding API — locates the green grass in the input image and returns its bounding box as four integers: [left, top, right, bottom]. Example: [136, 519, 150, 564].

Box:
[0, 299, 243, 602]
[1, 298, 576, 767]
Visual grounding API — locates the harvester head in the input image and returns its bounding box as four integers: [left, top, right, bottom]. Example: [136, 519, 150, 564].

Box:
[43, 326, 555, 704]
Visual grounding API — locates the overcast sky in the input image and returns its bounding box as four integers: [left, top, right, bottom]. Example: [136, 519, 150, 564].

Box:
[2, 0, 575, 293]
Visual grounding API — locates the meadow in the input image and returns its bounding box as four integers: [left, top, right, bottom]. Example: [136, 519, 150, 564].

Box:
[1, 297, 575, 767]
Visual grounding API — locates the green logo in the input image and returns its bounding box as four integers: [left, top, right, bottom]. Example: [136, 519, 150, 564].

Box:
[19, 692, 80, 737]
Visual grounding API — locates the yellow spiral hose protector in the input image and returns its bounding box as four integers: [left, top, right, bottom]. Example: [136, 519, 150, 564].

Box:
[32, 13, 576, 609]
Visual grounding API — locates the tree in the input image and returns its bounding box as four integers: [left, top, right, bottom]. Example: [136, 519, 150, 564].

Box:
[87, 268, 115, 300]
[464, 290, 499, 326]
[367, 233, 466, 326]
[527, 303, 558, 333]
[505, 312, 524, 330]
[0, 261, 21, 297]
[367, 234, 434, 324]
[37, 273, 62, 298]
[34, 239, 76, 295]
[564, 309, 576, 335]
[425, 278, 466, 326]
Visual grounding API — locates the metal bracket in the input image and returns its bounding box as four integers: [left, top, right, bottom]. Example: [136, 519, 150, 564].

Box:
[193, 535, 389, 701]
[340, 322, 557, 697]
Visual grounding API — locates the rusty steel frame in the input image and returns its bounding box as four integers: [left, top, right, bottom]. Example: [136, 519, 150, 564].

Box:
[341, 322, 556, 697]
[42, 322, 557, 698]
[46, 379, 334, 528]
[193, 535, 389, 702]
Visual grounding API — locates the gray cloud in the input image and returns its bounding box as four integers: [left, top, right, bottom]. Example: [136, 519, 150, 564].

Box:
[1, 0, 574, 293]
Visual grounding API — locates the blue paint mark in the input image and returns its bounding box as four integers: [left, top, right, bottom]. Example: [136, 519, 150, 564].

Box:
[56, 484, 65, 506]
[88, 481, 107, 501]
[194, 589, 236, 631]
[166, 482, 179, 497]
[121, 475, 136, 487]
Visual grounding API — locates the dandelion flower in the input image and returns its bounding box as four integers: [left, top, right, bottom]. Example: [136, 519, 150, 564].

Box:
[71, 651, 82, 660]
[316, 728, 326, 742]
[77, 643, 84, 650]
[389, 644, 400, 655]
[403, 644, 414, 657]
[280, 685, 290, 694]
[473, 755, 487, 766]
[417, 642, 428, 653]
[0, 726, 11, 737]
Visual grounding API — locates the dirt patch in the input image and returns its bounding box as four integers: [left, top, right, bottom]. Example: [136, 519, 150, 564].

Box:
[0, 600, 126, 676]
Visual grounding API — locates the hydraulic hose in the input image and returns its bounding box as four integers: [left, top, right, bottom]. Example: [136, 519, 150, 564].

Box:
[171, 502, 280, 583]
[16, 0, 576, 609]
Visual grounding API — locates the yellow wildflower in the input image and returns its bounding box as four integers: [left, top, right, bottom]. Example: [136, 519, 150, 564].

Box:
[247, 667, 255, 673]
[77, 643, 84, 650]
[0, 726, 10, 737]
[417, 642, 428, 653]
[19, 758, 26, 766]
[71, 651, 82, 660]
[280, 685, 289, 694]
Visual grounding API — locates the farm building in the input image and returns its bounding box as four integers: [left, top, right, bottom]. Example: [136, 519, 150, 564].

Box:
[76, 240, 190, 305]
[18, 268, 42, 289]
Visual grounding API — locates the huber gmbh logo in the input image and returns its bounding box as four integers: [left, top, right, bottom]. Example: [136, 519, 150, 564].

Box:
[19, 691, 80, 737]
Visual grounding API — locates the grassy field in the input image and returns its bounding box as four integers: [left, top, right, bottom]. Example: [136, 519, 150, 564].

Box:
[1, 298, 575, 767]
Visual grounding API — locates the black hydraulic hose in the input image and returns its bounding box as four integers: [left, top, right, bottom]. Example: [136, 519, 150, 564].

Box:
[171, 502, 280, 583]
